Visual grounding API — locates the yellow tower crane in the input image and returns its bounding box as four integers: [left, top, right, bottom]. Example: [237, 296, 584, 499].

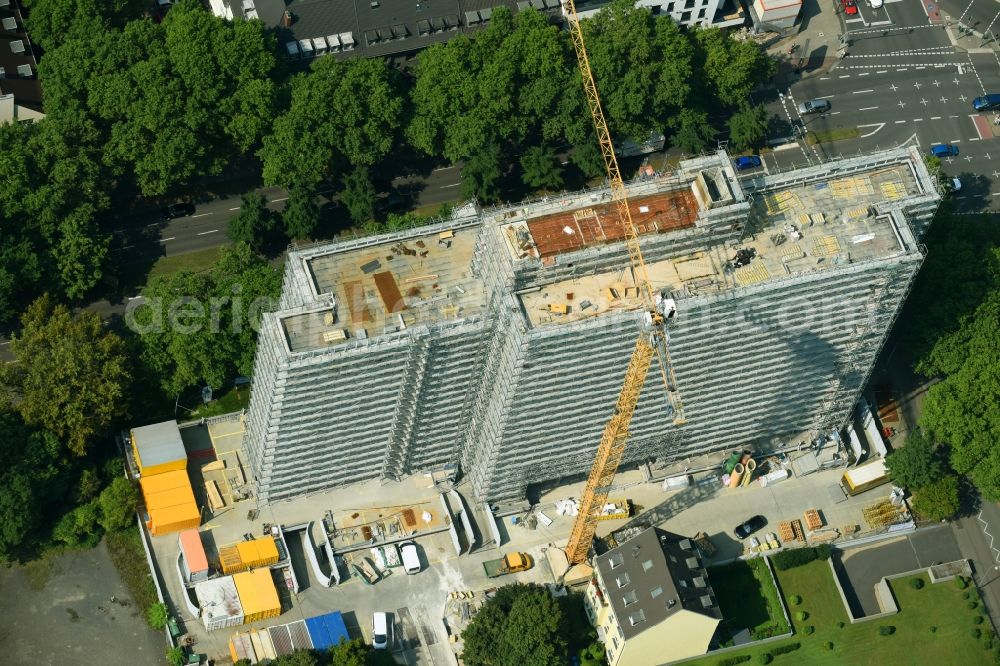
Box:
[562, 0, 687, 566]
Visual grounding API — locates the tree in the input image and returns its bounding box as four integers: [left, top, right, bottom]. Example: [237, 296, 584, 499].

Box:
[919, 289, 1000, 498]
[1, 295, 131, 456]
[340, 168, 377, 224]
[571, 140, 606, 180]
[0, 410, 70, 561]
[461, 584, 568, 666]
[885, 429, 946, 490]
[51, 500, 102, 548]
[327, 637, 370, 666]
[520, 146, 564, 190]
[272, 650, 319, 666]
[228, 193, 277, 253]
[694, 27, 774, 107]
[261, 57, 405, 189]
[55, 204, 109, 299]
[670, 108, 717, 154]
[727, 103, 769, 152]
[98, 476, 138, 533]
[912, 475, 960, 521]
[131, 243, 281, 397]
[283, 186, 322, 240]
[582, 0, 694, 141]
[460, 143, 505, 202]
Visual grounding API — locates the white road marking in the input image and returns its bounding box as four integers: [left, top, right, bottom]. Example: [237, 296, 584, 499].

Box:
[229, 207, 240, 211]
[859, 72, 871, 76]
[197, 229, 219, 236]
[970, 137, 981, 141]
[128, 296, 144, 301]
[869, 19, 892, 25]
[160, 237, 176, 242]
[271, 197, 288, 202]
[191, 213, 212, 218]
[839, 75, 851, 78]
[831, 111, 841, 115]
[440, 183, 461, 189]
[859, 106, 879, 110]
[895, 120, 907, 124]
[914, 118, 925, 122]
[852, 89, 875, 94]
[432, 166, 457, 172]
[877, 70, 888, 73]
[931, 116, 941, 119]
[951, 139, 962, 143]
[977, 509, 1000, 566]
[858, 123, 886, 138]
[817, 94, 836, 99]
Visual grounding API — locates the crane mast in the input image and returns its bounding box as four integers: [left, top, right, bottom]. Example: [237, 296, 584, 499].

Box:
[562, 0, 686, 566]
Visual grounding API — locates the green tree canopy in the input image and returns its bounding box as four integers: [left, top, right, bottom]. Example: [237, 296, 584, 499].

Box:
[283, 186, 322, 240]
[582, 0, 694, 141]
[228, 193, 278, 253]
[1, 295, 131, 455]
[0, 410, 70, 561]
[912, 475, 960, 521]
[98, 475, 139, 533]
[693, 27, 774, 108]
[885, 429, 946, 490]
[340, 168, 377, 224]
[670, 108, 717, 153]
[131, 243, 281, 397]
[520, 146, 564, 190]
[727, 103, 769, 152]
[460, 143, 505, 203]
[461, 584, 568, 666]
[260, 57, 405, 189]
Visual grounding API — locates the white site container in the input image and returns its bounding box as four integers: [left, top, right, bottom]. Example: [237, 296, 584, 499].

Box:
[195, 575, 244, 631]
[758, 469, 790, 488]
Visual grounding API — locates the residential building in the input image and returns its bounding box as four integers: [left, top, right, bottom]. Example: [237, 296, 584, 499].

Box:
[585, 527, 722, 665]
[241, 147, 939, 506]
[0, 0, 43, 123]
[568, 0, 745, 28]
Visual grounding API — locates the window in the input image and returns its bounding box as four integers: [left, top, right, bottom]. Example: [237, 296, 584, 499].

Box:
[684, 0, 694, 7]
[623, 590, 638, 606]
[611, 636, 619, 650]
[697, 7, 705, 16]
[651, 586, 663, 599]
[681, 10, 691, 20]
[617, 573, 630, 588]
[609, 553, 624, 569]
[666, 1, 674, 10]
[629, 609, 647, 626]
[642, 559, 654, 572]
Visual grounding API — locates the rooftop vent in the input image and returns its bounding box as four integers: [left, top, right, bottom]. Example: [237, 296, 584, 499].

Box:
[2, 17, 16, 31]
[16, 64, 31, 78]
[9, 39, 24, 54]
[693, 576, 707, 588]
[679, 538, 693, 551]
[686, 556, 699, 569]
[0, 0, 10, 8]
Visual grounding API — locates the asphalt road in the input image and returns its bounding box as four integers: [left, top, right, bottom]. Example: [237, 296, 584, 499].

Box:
[750, 0, 1000, 213]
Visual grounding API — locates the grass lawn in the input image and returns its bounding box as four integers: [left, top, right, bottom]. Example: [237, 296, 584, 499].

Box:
[147, 246, 224, 279]
[186, 385, 251, 419]
[684, 561, 993, 665]
[710, 559, 790, 642]
[806, 127, 861, 145]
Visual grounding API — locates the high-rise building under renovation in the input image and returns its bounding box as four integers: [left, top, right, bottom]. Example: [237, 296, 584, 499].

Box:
[243, 148, 940, 505]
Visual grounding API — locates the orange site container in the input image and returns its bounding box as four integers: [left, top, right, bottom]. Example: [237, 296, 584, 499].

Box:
[179, 529, 209, 583]
[233, 568, 281, 624]
[140, 469, 200, 536]
[237, 538, 280, 569]
[219, 545, 246, 575]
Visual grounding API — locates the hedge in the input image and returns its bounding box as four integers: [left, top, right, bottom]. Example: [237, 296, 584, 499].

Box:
[771, 643, 801, 656]
[771, 545, 833, 571]
[716, 656, 751, 666]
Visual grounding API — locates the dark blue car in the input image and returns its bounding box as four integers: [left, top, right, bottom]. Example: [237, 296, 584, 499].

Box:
[930, 144, 959, 157]
[734, 155, 762, 170]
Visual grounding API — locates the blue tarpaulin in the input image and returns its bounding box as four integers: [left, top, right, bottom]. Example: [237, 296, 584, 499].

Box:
[305, 611, 349, 650]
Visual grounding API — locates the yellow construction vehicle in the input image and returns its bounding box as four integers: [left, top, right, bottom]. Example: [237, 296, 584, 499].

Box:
[562, 0, 687, 566]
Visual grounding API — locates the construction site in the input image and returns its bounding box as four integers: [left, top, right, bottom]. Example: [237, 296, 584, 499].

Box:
[243, 146, 940, 507]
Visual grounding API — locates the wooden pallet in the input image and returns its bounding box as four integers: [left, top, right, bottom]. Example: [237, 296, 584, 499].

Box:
[778, 519, 805, 543]
[803, 509, 823, 532]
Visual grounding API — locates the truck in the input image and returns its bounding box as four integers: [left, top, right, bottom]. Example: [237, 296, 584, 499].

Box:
[483, 552, 534, 578]
[840, 458, 890, 496]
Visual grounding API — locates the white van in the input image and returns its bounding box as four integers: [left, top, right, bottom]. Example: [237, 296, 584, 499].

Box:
[400, 541, 421, 574]
[372, 611, 389, 649]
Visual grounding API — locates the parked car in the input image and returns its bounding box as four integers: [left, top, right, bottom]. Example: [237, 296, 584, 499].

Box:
[400, 541, 421, 575]
[841, 0, 859, 14]
[161, 201, 195, 220]
[930, 144, 959, 157]
[734, 514, 767, 539]
[868, 0, 883, 6]
[952, 177, 963, 192]
[973, 94, 1000, 112]
[372, 612, 390, 650]
[734, 155, 763, 171]
[798, 99, 831, 114]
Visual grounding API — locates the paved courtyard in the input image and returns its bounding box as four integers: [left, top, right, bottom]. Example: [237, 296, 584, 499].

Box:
[835, 525, 964, 616]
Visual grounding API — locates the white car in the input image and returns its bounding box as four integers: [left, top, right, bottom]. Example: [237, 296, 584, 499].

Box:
[952, 177, 962, 192]
[400, 541, 421, 575]
[869, 0, 883, 7]
[373, 611, 390, 650]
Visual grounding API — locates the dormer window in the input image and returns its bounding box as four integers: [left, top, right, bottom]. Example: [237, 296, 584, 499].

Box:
[623, 590, 638, 606]
[629, 609, 647, 626]
[616, 573, 630, 588]
[609, 553, 624, 569]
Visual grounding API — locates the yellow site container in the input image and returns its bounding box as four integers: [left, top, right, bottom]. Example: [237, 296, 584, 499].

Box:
[229, 632, 255, 663]
[149, 502, 201, 536]
[234, 569, 281, 624]
[130, 421, 187, 477]
[141, 469, 200, 536]
[237, 538, 280, 570]
[220, 545, 246, 575]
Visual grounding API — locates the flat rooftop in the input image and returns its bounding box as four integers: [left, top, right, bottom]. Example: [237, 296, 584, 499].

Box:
[504, 187, 701, 260]
[520, 163, 920, 327]
[281, 227, 483, 352]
